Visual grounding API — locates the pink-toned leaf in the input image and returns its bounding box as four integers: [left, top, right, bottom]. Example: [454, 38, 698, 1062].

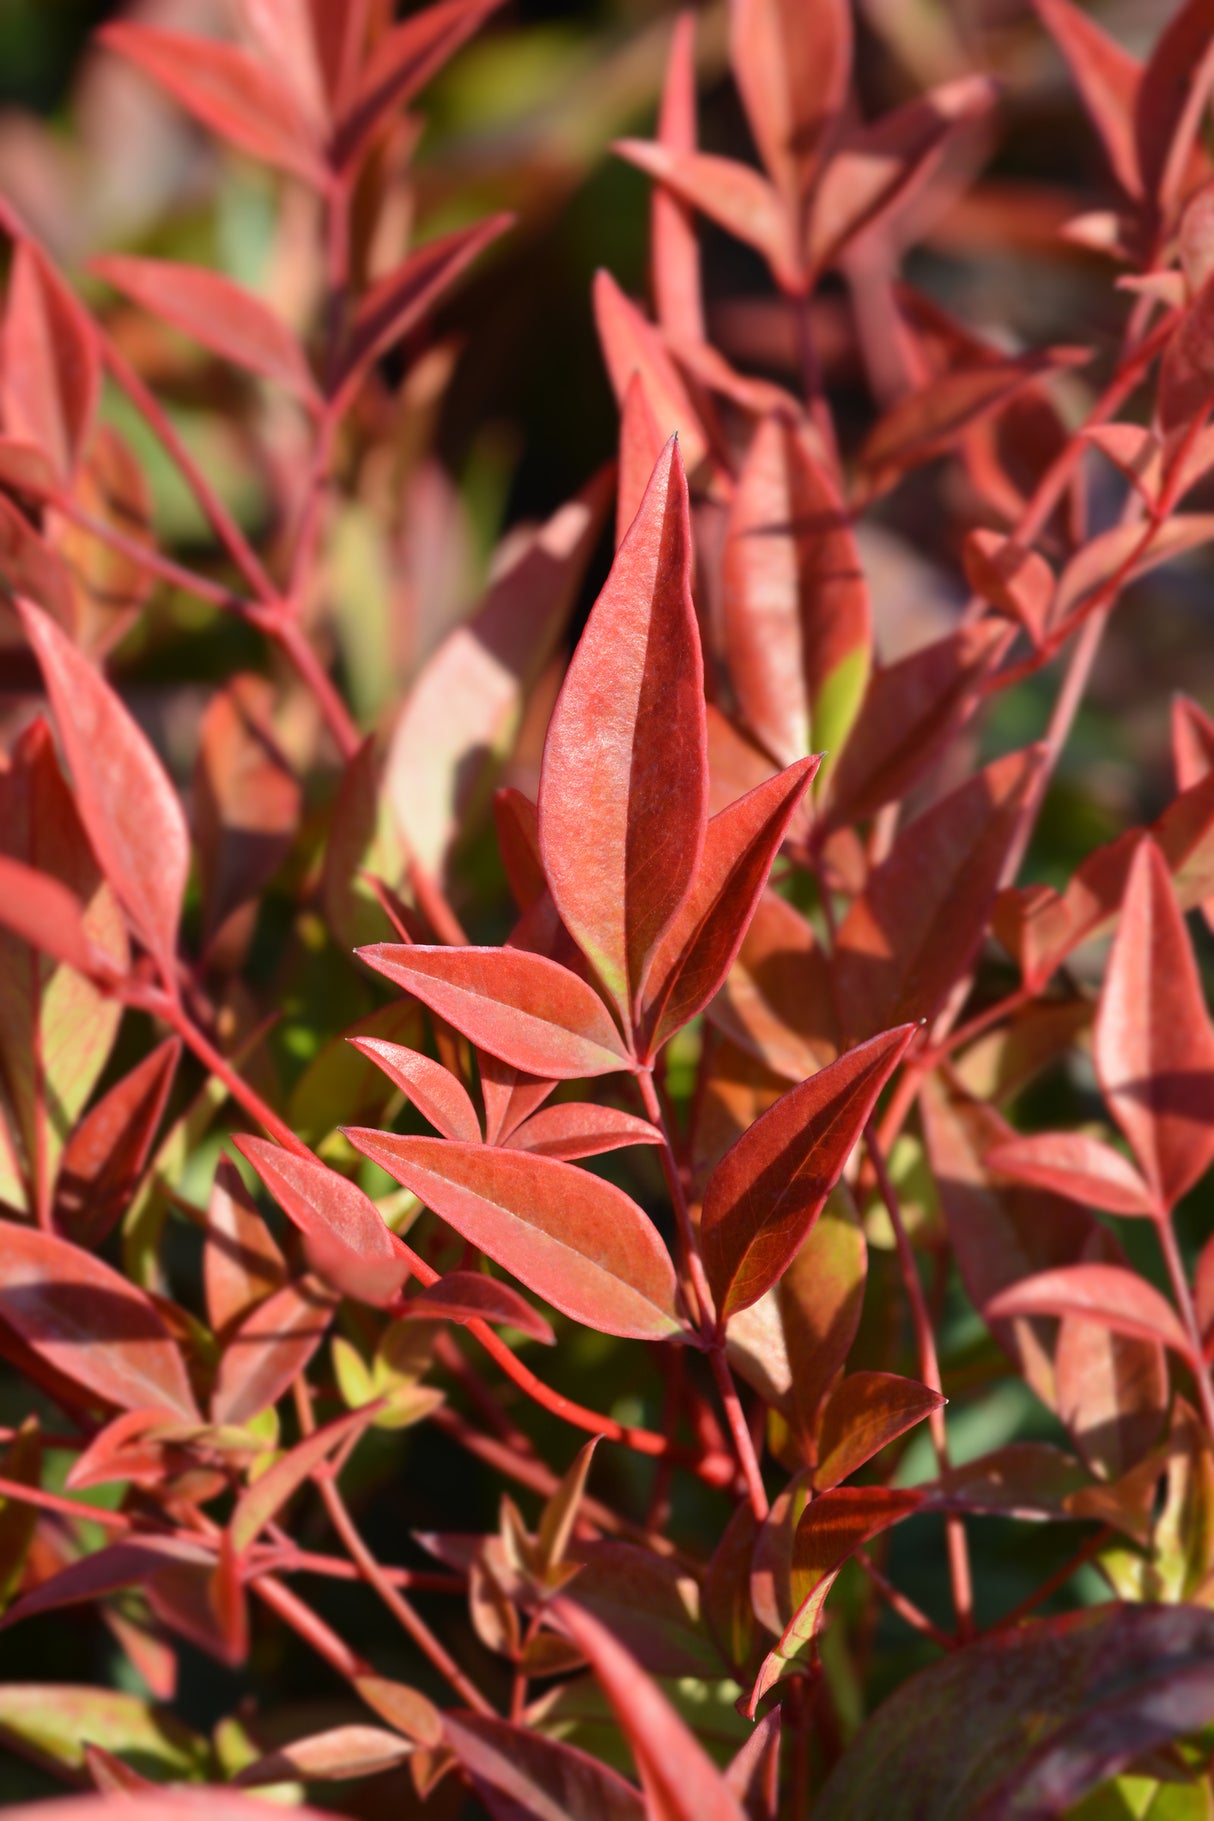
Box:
[405, 1271, 555, 1345]
[750, 1487, 921, 1709]
[333, 0, 506, 169]
[593, 272, 712, 478]
[552, 1598, 748, 1821]
[91, 257, 318, 403]
[494, 788, 546, 912]
[1174, 692, 1214, 790]
[334, 216, 512, 407]
[1094, 839, 1214, 1208]
[230, 1404, 375, 1552]
[834, 747, 1044, 1041]
[386, 473, 609, 881]
[702, 1024, 914, 1320]
[1, 1538, 212, 1631]
[725, 1705, 781, 1821]
[985, 1264, 1192, 1357]
[642, 757, 819, 1055]
[204, 1154, 287, 1337]
[342, 1130, 682, 1341]
[65, 1406, 187, 1491]
[722, 414, 870, 770]
[357, 944, 630, 1078]
[0, 857, 109, 982]
[0, 494, 76, 626]
[84, 1743, 155, 1794]
[539, 437, 708, 1031]
[1055, 513, 1214, 621]
[232, 1135, 408, 1307]
[730, 0, 851, 222]
[235, 1725, 414, 1785]
[54, 1037, 179, 1246]
[813, 1371, 944, 1492]
[446, 1711, 645, 1821]
[504, 1101, 662, 1161]
[1033, 0, 1142, 197]
[99, 24, 325, 185]
[616, 372, 668, 549]
[1135, 0, 1214, 214]
[237, 0, 328, 128]
[652, 13, 705, 345]
[348, 1037, 481, 1143]
[4, 1794, 336, 1821]
[0, 438, 58, 501]
[16, 599, 188, 983]
[614, 142, 795, 290]
[985, 1130, 1159, 1218]
[963, 531, 1054, 645]
[0, 1225, 197, 1417]
[1053, 1235, 1168, 1481]
[211, 1276, 336, 1426]
[0, 243, 100, 480]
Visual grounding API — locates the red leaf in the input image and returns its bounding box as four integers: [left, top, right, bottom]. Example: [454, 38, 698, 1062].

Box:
[230, 1405, 375, 1553]
[706, 887, 838, 1083]
[90, 257, 318, 404]
[614, 142, 795, 290]
[833, 747, 1044, 1041]
[1094, 840, 1214, 1208]
[0, 857, 110, 982]
[210, 1276, 336, 1426]
[652, 13, 705, 345]
[813, 1371, 944, 1492]
[702, 1024, 914, 1320]
[333, 217, 513, 408]
[725, 1707, 781, 1821]
[348, 1037, 481, 1143]
[593, 273, 713, 479]
[0, 494, 77, 627]
[204, 1154, 287, 1337]
[16, 600, 189, 983]
[641, 757, 819, 1055]
[1174, 693, 1214, 791]
[54, 1037, 179, 1246]
[405, 1271, 555, 1345]
[616, 371, 668, 549]
[1033, 0, 1142, 198]
[333, 0, 506, 170]
[552, 1598, 748, 1821]
[356, 945, 631, 1079]
[4, 1794, 336, 1821]
[985, 1131, 1159, 1218]
[232, 1136, 408, 1307]
[0, 1225, 197, 1417]
[1, 1538, 213, 1631]
[237, 0, 328, 128]
[539, 437, 708, 1033]
[1053, 1235, 1168, 1481]
[504, 1102, 662, 1161]
[963, 531, 1054, 646]
[730, 0, 851, 223]
[985, 1264, 1193, 1357]
[342, 1130, 682, 1341]
[722, 415, 870, 770]
[494, 788, 546, 912]
[99, 24, 326, 185]
[445, 1711, 646, 1821]
[0, 243, 100, 480]
[1135, 0, 1214, 214]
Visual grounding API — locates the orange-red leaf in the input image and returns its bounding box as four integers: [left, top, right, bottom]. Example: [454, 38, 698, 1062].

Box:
[232, 1136, 408, 1307]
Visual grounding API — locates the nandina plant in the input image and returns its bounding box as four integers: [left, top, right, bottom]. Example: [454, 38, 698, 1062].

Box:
[3, 0, 1214, 1814]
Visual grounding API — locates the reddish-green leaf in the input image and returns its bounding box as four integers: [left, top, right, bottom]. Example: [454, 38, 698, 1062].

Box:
[722, 416, 870, 771]
[6, 1793, 332, 1820]
[342, 1130, 682, 1340]
[813, 1603, 1214, 1821]
[985, 1130, 1159, 1218]
[91, 257, 318, 403]
[54, 1037, 179, 1246]
[0, 243, 100, 480]
[702, 1024, 914, 1320]
[0, 1225, 197, 1417]
[985, 1264, 1192, 1357]
[405, 1271, 555, 1345]
[1094, 839, 1214, 1209]
[232, 1136, 408, 1307]
[504, 1101, 662, 1161]
[333, 0, 506, 169]
[211, 1276, 335, 1426]
[445, 1712, 645, 1821]
[235, 1725, 414, 1786]
[99, 24, 326, 185]
[539, 437, 708, 1031]
[834, 748, 1044, 1041]
[349, 1038, 481, 1143]
[813, 1371, 944, 1492]
[230, 1405, 375, 1552]
[17, 600, 188, 983]
[641, 757, 819, 1055]
[357, 945, 630, 1078]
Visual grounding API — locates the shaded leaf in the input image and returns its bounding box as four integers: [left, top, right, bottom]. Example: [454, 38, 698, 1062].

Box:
[814, 1371, 944, 1492]
[230, 1404, 374, 1552]
[54, 1037, 179, 1245]
[445, 1711, 645, 1821]
[406, 1270, 555, 1345]
[211, 1276, 335, 1425]
[235, 1725, 414, 1785]
[203, 1154, 287, 1337]
[333, 0, 506, 169]
[730, 0, 850, 219]
[1034, 0, 1141, 198]
[232, 1135, 408, 1307]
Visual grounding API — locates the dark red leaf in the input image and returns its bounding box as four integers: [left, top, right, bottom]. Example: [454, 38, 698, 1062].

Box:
[725, 1706, 781, 1821]
[1094, 839, 1214, 1209]
[445, 1711, 645, 1821]
[706, 887, 838, 1083]
[1, 1538, 212, 1631]
[702, 1024, 914, 1320]
[539, 437, 708, 1035]
[1135, 0, 1214, 215]
[0, 1225, 197, 1417]
[211, 1276, 336, 1426]
[232, 1136, 409, 1307]
[17, 599, 189, 983]
[54, 1037, 179, 1246]
[813, 1371, 944, 1492]
[0, 243, 100, 480]
[356, 944, 631, 1078]
[342, 1130, 682, 1340]
[503, 1102, 662, 1161]
[99, 24, 326, 185]
[91, 257, 318, 403]
[494, 788, 546, 913]
[985, 1130, 1159, 1218]
[333, 0, 506, 170]
[348, 1037, 481, 1143]
[405, 1271, 555, 1345]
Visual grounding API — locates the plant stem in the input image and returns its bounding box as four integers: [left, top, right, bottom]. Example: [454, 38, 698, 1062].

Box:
[1158, 1213, 1214, 1439]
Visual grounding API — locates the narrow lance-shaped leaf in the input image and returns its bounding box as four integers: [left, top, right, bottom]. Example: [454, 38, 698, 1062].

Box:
[332, 0, 507, 170]
[343, 1130, 682, 1342]
[90, 257, 319, 404]
[652, 12, 705, 345]
[730, 0, 851, 229]
[613, 142, 796, 292]
[204, 1154, 287, 1337]
[593, 273, 712, 479]
[348, 1038, 481, 1143]
[356, 945, 631, 1079]
[1135, 0, 1214, 215]
[985, 1264, 1193, 1358]
[0, 243, 100, 480]
[16, 600, 189, 984]
[813, 1371, 944, 1493]
[985, 1131, 1159, 1218]
[230, 1404, 376, 1553]
[1033, 0, 1142, 198]
[539, 437, 708, 1033]
[722, 415, 871, 771]
[404, 1272, 555, 1346]
[445, 1711, 646, 1821]
[211, 1277, 336, 1426]
[504, 1101, 663, 1162]
[54, 1037, 179, 1246]
[702, 1023, 915, 1320]
[234, 1727, 414, 1787]
[232, 1135, 409, 1307]
[1094, 839, 1214, 1209]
